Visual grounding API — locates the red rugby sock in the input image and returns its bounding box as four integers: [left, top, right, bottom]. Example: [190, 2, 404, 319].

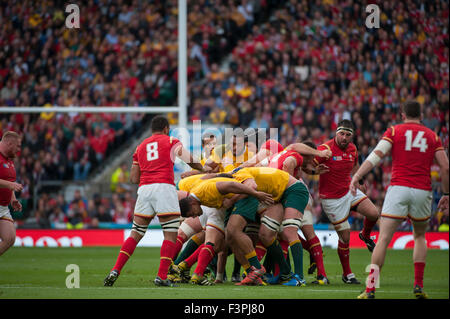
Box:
[112, 237, 138, 274]
[414, 262, 425, 288]
[337, 240, 352, 277]
[157, 240, 177, 280]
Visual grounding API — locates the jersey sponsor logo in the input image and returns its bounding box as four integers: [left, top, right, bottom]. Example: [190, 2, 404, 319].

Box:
[332, 156, 343, 161]
[3, 163, 9, 168]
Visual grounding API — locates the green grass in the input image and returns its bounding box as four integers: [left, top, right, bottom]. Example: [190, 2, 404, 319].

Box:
[0, 247, 448, 299]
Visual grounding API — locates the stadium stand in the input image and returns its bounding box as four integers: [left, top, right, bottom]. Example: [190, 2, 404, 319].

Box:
[0, 0, 448, 231]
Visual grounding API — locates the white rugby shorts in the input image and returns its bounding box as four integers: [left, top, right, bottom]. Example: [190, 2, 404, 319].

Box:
[134, 183, 180, 218]
[202, 206, 226, 234]
[381, 185, 432, 223]
[0, 205, 13, 222]
[320, 189, 368, 231]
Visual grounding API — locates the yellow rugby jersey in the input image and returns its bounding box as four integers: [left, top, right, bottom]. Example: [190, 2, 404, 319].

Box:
[178, 174, 206, 192]
[232, 167, 289, 202]
[189, 177, 239, 208]
[209, 144, 254, 172]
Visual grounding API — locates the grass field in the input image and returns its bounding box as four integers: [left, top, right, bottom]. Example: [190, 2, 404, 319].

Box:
[0, 247, 448, 299]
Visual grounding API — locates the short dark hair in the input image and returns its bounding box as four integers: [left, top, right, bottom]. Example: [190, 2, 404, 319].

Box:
[301, 140, 317, 150]
[151, 116, 169, 132]
[402, 100, 421, 119]
[201, 134, 216, 146]
[337, 119, 355, 131]
[179, 197, 192, 217]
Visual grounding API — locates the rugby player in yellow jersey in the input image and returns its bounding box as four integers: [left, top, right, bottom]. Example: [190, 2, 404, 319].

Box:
[174, 177, 274, 285]
[225, 167, 311, 286]
[204, 132, 254, 173]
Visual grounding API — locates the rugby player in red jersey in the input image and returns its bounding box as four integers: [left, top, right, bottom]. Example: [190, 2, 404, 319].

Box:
[352, 101, 449, 299]
[0, 132, 23, 256]
[104, 116, 205, 287]
[315, 119, 380, 285]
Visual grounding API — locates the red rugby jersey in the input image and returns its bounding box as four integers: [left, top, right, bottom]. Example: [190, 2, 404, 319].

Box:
[0, 152, 16, 206]
[132, 134, 182, 186]
[268, 149, 304, 177]
[382, 122, 444, 191]
[315, 138, 358, 199]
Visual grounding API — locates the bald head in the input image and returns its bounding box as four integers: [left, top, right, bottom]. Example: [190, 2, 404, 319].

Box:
[0, 131, 22, 158]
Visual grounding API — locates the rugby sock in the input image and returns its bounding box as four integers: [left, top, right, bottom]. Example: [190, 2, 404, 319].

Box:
[173, 235, 185, 261]
[414, 262, 425, 288]
[337, 240, 352, 277]
[266, 239, 291, 276]
[245, 250, 262, 270]
[157, 240, 177, 280]
[194, 243, 215, 276]
[308, 236, 327, 277]
[255, 241, 267, 261]
[272, 239, 290, 276]
[232, 256, 241, 276]
[289, 239, 304, 278]
[361, 217, 377, 239]
[112, 237, 138, 274]
[365, 266, 377, 293]
[184, 244, 205, 268]
[174, 234, 202, 264]
[243, 263, 252, 274]
[280, 239, 289, 259]
[298, 235, 310, 253]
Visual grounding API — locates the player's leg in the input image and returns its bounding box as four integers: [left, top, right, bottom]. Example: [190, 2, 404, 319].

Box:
[259, 203, 294, 284]
[353, 193, 380, 252]
[174, 230, 205, 265]
[174, 215, 205, 265]
[412, 221, 428, 299]
[359, 216, 401, 298]
[336, 228, 360, 284]
[409, 188, 432, 299]
[301, 224, 328, 282]
[0, 219, 16, 256]
[280, 207, 305, 283]
[191, 226, 224, 284]
[104, 214, 152, 286]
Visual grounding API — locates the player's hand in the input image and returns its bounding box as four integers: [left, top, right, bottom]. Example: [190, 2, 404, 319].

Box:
[255, 192, 274, 206]
[11, 199, 22, 212]
[437, 195, 449, 214]
[315, 164, 329, 175]
[7, 182, 23, 192]
[319, 149, 332, 159]
[350, 177, 359, 196]
[357, 181, 367, 194]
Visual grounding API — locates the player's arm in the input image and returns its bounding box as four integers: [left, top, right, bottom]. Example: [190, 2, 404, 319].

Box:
[240, 148, 271, 168]
[174, 144, 205, 172]
[286, 143, 332, 159]
[10, 191, 22, 212]
[435, 149, 449, 214]
[222, 178, 258, 207]
[350, 139, 392, 195]
[216, 181, 273, 206]
[0, 179, 23, 192]
[130, 164, 140, 184]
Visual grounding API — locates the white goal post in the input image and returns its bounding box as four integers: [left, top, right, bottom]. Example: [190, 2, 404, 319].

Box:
[0, 0, 188, 129]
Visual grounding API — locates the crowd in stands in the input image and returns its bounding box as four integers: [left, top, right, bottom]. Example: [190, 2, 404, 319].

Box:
[0, 0, 448, 231]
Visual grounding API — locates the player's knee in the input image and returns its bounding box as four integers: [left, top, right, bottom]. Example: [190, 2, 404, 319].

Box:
[131, 222, 148, 240]
[160, 216, 181, 233]
[0, 231, 16, 248]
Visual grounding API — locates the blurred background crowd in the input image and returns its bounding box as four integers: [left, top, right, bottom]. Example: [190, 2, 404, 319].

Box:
[0, 0, 448, 231]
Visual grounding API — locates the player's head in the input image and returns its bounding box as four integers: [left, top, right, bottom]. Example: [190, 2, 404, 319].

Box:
[0, 131, 22, 158]
[401, 100, 422, 121]
[300, 140, 317, 167]
[151, 116, 170, 135]
[229, 130, 246, 156]
[335, 119, 354, 149]
[201, 133, 217, 155]
[179, 195, 203, 217]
